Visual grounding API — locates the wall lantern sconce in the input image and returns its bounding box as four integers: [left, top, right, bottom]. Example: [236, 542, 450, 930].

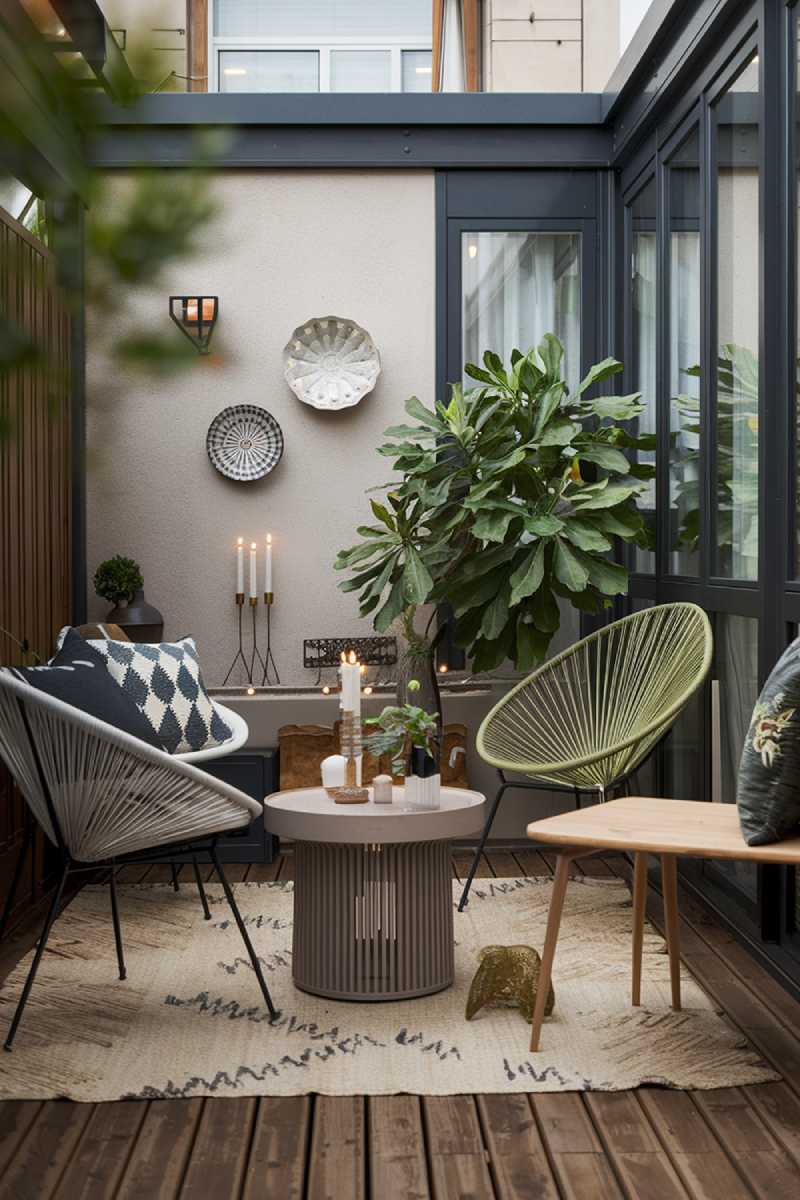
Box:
[169, 295, 218, 355]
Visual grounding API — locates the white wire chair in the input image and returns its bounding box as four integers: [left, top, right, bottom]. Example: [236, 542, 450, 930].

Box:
[0, 671, 278, 1051]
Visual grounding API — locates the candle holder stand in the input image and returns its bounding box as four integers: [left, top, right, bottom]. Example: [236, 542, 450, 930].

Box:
[330, 708, 368, 804]
[260, 593, 281, 686]
[223, 594, 252, 686]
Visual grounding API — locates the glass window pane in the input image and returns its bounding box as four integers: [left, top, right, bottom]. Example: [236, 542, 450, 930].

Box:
[330, 50, 391, 92]
[219, 50, 319, 92]
[215, 0, 431, 38]
[668, 129, 701, 576]
[462, 232, 581, 393]
[709, 613, 759, 899]
[631, 178, 657, 572]
[714, 54, 759, 579]
[402, 50, 432, 92]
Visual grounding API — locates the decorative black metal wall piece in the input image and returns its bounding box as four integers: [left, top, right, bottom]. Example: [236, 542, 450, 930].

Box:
[169, 295, 218, 354]
[303, 637, 397, 671]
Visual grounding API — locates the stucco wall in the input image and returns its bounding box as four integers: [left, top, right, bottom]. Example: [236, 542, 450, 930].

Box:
[86, 170, 436, 687]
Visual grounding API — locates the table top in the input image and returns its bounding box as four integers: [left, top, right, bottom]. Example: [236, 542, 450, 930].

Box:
[264, 785, 486, 844]
[527, 795, 800, 863]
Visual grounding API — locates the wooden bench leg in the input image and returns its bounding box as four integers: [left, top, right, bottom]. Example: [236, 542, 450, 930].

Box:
[631, 851, 648, 1006]
[661, 854, 681, 1011]
[530, 852, 572, 1052]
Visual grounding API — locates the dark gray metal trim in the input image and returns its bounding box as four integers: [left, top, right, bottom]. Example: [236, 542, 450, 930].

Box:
[88, 124, 612, 170]
[94, 92, 607, 127]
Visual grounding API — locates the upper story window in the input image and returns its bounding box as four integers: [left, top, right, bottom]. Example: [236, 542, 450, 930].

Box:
[211, 0, 432, 93]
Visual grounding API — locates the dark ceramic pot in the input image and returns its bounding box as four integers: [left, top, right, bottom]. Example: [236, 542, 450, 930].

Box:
[106, 589, 164, 643]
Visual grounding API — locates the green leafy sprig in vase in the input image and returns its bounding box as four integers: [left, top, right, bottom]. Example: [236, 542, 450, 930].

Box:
[364, 680, 439, 777]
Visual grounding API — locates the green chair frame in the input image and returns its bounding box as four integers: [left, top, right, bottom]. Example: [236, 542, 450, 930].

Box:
[458, 602, 713, 910]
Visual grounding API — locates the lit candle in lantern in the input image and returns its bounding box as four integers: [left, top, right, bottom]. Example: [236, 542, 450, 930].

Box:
[249, 542, 257, 598]
[185, 297, 215, 323]
[236, 537, 244, 594]
[265, 532, 273, 594]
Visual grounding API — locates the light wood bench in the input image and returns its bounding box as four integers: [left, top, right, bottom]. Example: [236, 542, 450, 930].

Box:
[525, 796, 800, 1052]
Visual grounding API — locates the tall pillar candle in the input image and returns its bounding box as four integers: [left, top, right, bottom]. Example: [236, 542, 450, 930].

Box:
[265, 532, 273, 595]
[236, 537, 244, 594]
[249, 542, 257, 598]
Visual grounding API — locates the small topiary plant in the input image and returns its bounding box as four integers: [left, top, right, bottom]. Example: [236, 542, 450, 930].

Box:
[93, 555, 144, 606]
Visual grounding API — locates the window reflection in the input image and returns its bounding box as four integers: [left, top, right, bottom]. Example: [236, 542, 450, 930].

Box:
[714, 53, 760, 580]
[631, 178, 657, 572]
[461, 232, 581, 392]
[668, 129, 701, 575]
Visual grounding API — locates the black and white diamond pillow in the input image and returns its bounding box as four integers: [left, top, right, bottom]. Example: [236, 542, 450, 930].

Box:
[87, 636, 232, 755]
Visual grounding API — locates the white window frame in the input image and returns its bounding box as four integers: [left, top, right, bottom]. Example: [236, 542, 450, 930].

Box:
[209, 18, 431, 92]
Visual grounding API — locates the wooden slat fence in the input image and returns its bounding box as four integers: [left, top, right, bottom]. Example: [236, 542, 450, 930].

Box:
[0, 203, 71, 930]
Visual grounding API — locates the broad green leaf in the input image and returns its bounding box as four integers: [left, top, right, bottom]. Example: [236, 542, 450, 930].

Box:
[563, 519, 612, 552]
[533, 383, 567, 440]
[370, 499, 396, 529]
[374, 577, 405, 632]
[577, 551, 629, 596]
[537, 332, 564, 379]
[464, 363, 498, 385]
[594, 505, 644, 538]
[480, 585, 510, 640]
[587, 394, 644, 421]
[524, 514, 564, 536]
[516, 617, 551, 671]
[539, 418, 582, 447]
[571, 482, 644, 510]
[532, 585, 560, 633]
[473, 506, 523, 543]
[554, 539, 589, 592]
[402, 545, 434, 604]
[578, 444, 631, 474]
[470, 625, 516, 673]
[405, 395, 443, 429]
[509, 542, 546, 605]
[573, 356, 623, 398]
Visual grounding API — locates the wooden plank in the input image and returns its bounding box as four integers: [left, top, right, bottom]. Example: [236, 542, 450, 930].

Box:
[451, 851, 491, 881]
[306, 1096, 365, 1200]
[532, 1093, 629, 1196]
[1, 1101, 95, 1200]
[51, 1101, 148, 1200]
[187, 0, 208, 92]
[242, 1096, 311, 1200]
[422, 1096, 494, 1200]
[245, 859, 282, 882]
[745, 1080, 800, 1166]
[485, 850, 522, 878]
[692, 1089, 797, 1200]
[0, 1100, 42, 1174]
[369, 1095, 431, 1200]
[511, 849, 553, 877]
[115, 1099, 204, 1200]
[478, 1094, 559, 1199]
[222, 864, 249, 883]
[585, 1092, 690, 1199]
[638, 1090, 754, 1200]
[179, 1097, 257, 1199]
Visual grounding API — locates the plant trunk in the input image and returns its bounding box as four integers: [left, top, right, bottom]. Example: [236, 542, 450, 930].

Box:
[395, 607, 443, 744]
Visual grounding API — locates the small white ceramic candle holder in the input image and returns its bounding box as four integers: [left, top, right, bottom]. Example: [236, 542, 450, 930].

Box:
[372, 774, 393, 804]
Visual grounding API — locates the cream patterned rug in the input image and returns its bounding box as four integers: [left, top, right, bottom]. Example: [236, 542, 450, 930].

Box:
[0, 878, 777, 1100]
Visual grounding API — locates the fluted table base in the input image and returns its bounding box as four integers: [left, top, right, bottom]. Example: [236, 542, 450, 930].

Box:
[292, 839, 454, 1001]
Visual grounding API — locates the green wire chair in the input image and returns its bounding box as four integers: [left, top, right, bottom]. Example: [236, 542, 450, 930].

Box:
[458, 602, 713, 910]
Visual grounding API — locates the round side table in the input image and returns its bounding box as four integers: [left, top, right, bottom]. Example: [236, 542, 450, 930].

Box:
[264, 786, 485, 1002]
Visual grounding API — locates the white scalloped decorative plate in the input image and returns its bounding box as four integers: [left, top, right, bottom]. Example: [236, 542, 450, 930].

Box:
[283, 316, 381, 411]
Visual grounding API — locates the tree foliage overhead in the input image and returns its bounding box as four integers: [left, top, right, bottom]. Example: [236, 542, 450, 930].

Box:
[336, 335, 655, 673]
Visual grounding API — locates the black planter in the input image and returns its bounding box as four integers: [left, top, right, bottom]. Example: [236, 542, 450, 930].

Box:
[408, 746, 439, 778]
[106, 589, 164, 643]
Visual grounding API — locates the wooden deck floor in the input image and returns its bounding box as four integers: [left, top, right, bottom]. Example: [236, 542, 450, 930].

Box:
[1, 848, 800, 1200]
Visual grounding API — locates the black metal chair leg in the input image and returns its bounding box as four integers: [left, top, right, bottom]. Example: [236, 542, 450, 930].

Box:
[210, 847, 277, 1018]
[170, 862, 180, 892]
[0, 819, 32, 941]
[192, 856, 212, 920]
[4, 858, 70, 1051]
[458, 778, 508, 912]
[109, 863, 126, 981]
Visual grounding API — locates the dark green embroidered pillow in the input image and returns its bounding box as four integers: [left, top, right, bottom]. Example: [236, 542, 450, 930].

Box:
[737, 639, 800, 845]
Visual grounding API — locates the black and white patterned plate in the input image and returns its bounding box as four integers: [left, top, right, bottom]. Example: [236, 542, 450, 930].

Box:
[206, 404, 284, 482]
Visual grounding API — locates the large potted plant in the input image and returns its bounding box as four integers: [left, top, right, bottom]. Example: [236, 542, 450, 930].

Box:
[335, 335, 653, 693]
[93, 555, 164, 642]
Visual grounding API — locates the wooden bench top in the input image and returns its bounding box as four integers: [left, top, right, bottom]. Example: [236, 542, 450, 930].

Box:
[527, 796, 800, 863]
